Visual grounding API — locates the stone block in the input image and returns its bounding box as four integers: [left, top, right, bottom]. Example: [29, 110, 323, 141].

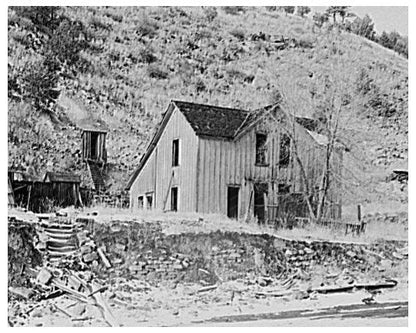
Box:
[80, 244, 93, 255]
[83, 252, 98, 263]
[37, 268, 53, 285]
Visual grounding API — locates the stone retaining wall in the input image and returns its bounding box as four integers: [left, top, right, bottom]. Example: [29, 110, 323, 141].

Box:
[92, 220, 407, 284]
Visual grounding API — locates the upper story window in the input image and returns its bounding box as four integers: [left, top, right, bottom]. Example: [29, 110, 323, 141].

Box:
[172, 139, 179, 167]
[255, 133, 268, 166]
[279, 133, 291, 167]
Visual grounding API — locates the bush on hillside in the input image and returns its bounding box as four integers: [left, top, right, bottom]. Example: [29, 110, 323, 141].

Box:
[89, 16, 112, 31]
[135, 15, 159, 38]
[203, 7, 218, 22]
[296, 36, 314, 49]
[313, 12, 329, 28]
[104, 11, 123, 23]
[229, 28, 245, 41]
[296, 6, 311, 17]
[222, 7, 246, 15]
[147, 64, 168, 79]
[138, 46, 157, 64]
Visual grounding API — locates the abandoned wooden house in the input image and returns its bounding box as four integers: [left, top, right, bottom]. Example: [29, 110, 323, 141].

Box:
[126, 100, 343, 223]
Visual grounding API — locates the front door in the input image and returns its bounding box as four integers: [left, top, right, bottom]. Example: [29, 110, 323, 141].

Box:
[227, 186, 239, 219]
[254, 183, 268, 223]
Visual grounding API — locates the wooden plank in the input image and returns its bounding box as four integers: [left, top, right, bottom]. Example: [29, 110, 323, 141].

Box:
[91, 281, 119, 327]
[214, 140, 221, 212]
[97, 248, 112, 268]
[195, 138, 200, 212]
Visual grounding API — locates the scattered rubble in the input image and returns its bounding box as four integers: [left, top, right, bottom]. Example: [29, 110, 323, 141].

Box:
[8, 209, 408, 326]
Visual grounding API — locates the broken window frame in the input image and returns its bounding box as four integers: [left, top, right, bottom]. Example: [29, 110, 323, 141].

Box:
[255, 133, 268, 166]
[279, 133, 291, 167]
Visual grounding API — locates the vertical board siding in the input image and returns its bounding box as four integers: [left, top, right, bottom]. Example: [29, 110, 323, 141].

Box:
[197, 121, 283, 216]
[130, 108, 198, 211]
[196, 119, 341, 218]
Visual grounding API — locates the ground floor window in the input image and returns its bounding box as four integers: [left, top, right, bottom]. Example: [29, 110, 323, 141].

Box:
[171, 187, 178, 212]
[138, 195, 144, 209]
[146, 192, 154, 209]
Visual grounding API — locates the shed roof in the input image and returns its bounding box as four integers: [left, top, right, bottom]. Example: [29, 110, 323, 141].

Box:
[44, 172, 81, 183]
[79, 118, 109, 133]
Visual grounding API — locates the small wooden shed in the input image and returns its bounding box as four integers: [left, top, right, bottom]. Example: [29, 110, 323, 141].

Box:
[80, 119, 108, 164]
[43, 172, 82, 207]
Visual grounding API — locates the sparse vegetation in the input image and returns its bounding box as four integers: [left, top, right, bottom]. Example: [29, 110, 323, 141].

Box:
[8, 6, 407, 206]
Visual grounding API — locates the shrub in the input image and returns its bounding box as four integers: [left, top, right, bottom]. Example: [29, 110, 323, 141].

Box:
[194, 77, 206, 93]
[296, 37, 314, 49]
[222, 6, 246, 15]
[229, 28, 245, 41]
[89, 16, 111, 31]
[266, 6, 277, 12]
[203, 7, 218, 22]
[195, 28, 212, 41]
[135, 15, 159, 38]
[105, 12, 123, 23]
[225, 67, 247, 81]
[138, 47, 157, 64]
[296, 6, 311, 17]
[313, 12, 329, 28]
[147, 64, 168, 79]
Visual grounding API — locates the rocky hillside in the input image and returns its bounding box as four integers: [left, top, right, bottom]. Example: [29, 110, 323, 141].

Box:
[8, 7, 407, 202]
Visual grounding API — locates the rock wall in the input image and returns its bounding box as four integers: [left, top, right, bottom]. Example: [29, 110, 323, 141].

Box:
[92, 220, 407, 284]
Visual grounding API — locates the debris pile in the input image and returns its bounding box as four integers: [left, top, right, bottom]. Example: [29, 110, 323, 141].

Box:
[8, 220, 42, 288]
[8, 212, 408, 326]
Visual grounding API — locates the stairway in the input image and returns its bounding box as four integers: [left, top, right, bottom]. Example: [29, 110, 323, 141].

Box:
[87, 161, 106, 191]
[37, 218, 79, 263]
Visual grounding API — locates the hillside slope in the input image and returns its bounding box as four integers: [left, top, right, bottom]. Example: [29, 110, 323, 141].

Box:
[8, 6, 407, 204]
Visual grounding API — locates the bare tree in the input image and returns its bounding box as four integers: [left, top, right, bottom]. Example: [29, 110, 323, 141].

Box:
[266, 35, 376, 223]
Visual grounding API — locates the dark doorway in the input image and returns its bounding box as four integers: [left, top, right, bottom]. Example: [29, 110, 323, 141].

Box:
[227, 186, 239, 219]
[90, 132, 98, 159]
[146, 192, 153, 209]
[254, 183, 268, 223]
[171, 187, 178, 211]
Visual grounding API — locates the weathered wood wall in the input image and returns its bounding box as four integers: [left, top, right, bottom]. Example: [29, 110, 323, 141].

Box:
[129, 106, 199, 211]
[196, 118, 343, 219]
[82, 131, 107, 163]
[11, 181, 81, 213]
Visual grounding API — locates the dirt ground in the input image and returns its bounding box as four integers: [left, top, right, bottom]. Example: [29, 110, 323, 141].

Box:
[9, 273, 407, 327]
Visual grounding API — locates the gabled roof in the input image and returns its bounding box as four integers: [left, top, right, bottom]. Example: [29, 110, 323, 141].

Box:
[172, 100, 250, 139]
[44, 172, 81, 183]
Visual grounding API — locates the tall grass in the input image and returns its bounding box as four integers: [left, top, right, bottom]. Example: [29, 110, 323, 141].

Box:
[75, 206, 407, 243]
